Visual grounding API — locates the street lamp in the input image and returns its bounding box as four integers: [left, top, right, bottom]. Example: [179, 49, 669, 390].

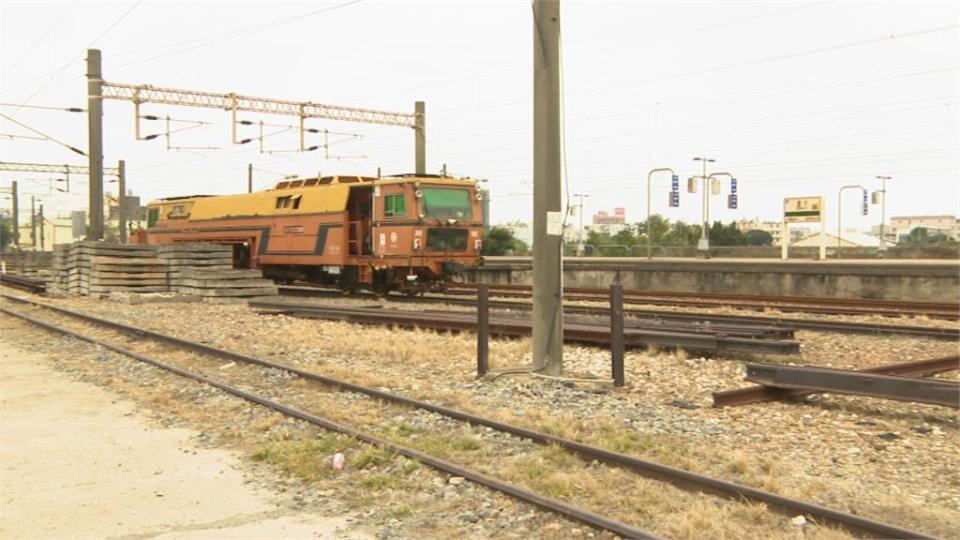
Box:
[645, 167, 677, 259]
[875, 175, 891, 253]
[692, 157, 715, 256]
[837, 184, 867, 259]
[573, 193, 589, 256]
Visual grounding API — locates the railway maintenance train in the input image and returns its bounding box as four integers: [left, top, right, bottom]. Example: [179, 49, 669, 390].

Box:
[137, 173, 485, 294]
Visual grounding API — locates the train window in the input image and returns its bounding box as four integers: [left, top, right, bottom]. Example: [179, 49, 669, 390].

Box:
[318, 177, 334, 185]
[147, 208, 159, 227]
[276, 181, 290, 189]
[292, 195, 302, 209]
[305, 178, 319, 186]
[384, 194, 406, 217]
[276, 196, 292, 209]
[422, 188, 472, 219]
[289, 180, 304, 188]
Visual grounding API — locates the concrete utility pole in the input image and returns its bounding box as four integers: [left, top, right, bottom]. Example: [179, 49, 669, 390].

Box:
[11, 181, 19, 249]
[248, 163, 253, 193]
[86, 49, 104, 241]
[693, 156, 715, 257]
[532, 0, 564, 375]
[415, 101, 426, 175]
[875, 175, 891, 253]
[118, 160, 127, 243]
[573, 193, 589, 256]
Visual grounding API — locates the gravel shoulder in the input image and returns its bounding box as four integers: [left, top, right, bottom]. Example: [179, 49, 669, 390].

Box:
[0, 337, 364, 540]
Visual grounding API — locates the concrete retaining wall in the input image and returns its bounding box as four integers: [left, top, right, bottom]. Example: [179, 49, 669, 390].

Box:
[465, 257, 960, 302]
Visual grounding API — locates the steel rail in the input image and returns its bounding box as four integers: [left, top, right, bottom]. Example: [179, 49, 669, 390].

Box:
[0, 274, 46, 294]
[714, 355, 960, 407]
[444, 284, 958, 320]
[0, 305, 658, 539]
[744, 363, 960, 408]
[0, 293, 934, 539]
[278, 286, 958, 340]
[251, 302, 800, 354]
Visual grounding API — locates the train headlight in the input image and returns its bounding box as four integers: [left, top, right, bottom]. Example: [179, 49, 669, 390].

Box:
[474, 239, 482, 251]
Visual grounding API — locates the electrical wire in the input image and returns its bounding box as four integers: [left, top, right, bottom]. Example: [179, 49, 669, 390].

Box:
[0, 102, 85, 112]
[20, 0, 143, 103]
[0, 0, 78, 81]
[0, 113, 87, 155]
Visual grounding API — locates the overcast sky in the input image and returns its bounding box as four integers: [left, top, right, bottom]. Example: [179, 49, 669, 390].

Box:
[1, 0, 957, 232]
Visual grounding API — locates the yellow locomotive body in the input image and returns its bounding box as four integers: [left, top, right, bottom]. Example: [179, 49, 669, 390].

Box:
[140, 174, 484, 292]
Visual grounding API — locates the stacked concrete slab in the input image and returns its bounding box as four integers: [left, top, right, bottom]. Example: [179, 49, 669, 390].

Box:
[174, 268, 278, 299]
[157, 243, 233, 284]
[48, 241, 277, 301]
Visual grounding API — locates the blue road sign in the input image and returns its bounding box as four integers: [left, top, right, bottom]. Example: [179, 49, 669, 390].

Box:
[728, 193, 738, 209]
[669, 190, 680, 207]
[731, 178, 738, 194]
[671, 175, 679, 191]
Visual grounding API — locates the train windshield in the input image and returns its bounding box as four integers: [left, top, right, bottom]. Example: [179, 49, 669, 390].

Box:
[421, 188, 472, 219]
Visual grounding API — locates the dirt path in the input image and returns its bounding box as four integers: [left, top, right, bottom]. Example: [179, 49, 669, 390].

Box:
[0, 339, 365, 540]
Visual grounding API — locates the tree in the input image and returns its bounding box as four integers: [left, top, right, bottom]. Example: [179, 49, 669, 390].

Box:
[482, 227, 527, 256]
[709, 221, 745, 246]
[663, 221, 701, 246]
[903, 227, 943, 245]
[743, 229, 774, 246]
[636, 214, 670, 246]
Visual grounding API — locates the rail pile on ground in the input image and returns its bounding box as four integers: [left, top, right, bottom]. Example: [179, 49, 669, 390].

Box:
[252, 301, 800, 354]
[158, 244, 233, 283]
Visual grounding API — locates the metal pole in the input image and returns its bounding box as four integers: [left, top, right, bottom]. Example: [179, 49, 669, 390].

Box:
[694, 157, 714, 257]
[837, 184, 864, 259]
[646, 168, 675, 259]
[532, 0, 564, 375]
[414, 101, 426, 175]
[477, 284, 489, 377]
[30, 196, 36, 249]
[86, 49, 104, 240]
[11, 181, 18, 249]
[248, 163, 253, 193]
[610, 284, 625, 387]
[38, 203, 44, 250]
[573, 193, 588, 256]
[876, 175, 890, 254]
[118, 160, 127, 243]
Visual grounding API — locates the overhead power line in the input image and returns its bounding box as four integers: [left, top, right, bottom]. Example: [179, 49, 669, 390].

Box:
[0, 113, 87, 155]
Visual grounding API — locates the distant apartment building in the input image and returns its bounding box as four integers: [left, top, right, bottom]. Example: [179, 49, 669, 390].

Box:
[588, 207, 628, 235]
[735, 218, 808, 246]
[888, 215, 958, 241]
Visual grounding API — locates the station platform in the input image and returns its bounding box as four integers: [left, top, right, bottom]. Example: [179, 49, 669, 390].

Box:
[468, 257, 960, 302]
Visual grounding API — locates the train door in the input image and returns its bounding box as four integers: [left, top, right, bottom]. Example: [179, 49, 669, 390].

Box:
[346, 187, 372, 256]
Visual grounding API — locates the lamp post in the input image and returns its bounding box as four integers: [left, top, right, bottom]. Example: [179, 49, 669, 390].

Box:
[875, 175, 891, 253]
[645, 167, 676, 259]
[692, 157, 715, 257]
[573, 193, 589, 256]
[837, 184, 866, 259]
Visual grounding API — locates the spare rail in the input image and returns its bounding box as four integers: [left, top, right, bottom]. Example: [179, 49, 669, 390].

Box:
[743, 363, 959, 408]
[0, 274, 46, 294]
[714, 355, 960, 407]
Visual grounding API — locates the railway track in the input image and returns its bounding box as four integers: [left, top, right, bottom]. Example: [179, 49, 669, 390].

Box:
[254, 300, 801, 354]
[0, 273, 46, 294]
[0, 292, 934, 539]
[444, 283, 960, 320]
[278, 286, 959, 341]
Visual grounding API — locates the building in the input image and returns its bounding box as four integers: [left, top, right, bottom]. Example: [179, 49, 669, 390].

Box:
[588, 207, 628, 235]
[12, 191, 148, 251]
[791, 231, 881, 248]
[735, 218, 809, 246]
[888, 215, 958, 241]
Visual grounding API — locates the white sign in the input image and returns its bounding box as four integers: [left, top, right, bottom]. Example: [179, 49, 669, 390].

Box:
[784, 196, 823, 223]
[546, 211, 563, 236]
